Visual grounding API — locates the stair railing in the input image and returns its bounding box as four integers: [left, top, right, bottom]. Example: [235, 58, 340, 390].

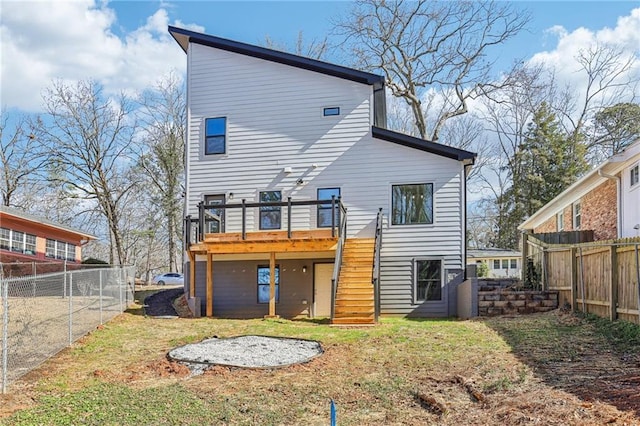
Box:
[330, 205, 348, 320]
[372, 208, 383, 322]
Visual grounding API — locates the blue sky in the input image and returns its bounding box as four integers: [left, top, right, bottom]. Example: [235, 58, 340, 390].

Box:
[1, 1, 639, 112]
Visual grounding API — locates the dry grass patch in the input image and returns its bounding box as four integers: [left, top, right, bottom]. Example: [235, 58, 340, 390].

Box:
[0, 292, 639, 425]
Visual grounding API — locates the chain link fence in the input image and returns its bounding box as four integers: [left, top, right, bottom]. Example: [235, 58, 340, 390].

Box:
[0, 265, 135, 393]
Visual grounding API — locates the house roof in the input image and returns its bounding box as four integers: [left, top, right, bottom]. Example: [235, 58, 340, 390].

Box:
[518, 138, 640, 231]
[372, 126, 477, 164]
[0, 205, 97, 240]
[468, 248, 521, 259]
[169, 26, 385, 88]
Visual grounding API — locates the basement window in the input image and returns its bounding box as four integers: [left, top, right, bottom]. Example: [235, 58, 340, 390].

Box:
[257, 265, 280, 304]
[414, 259, 442, 303]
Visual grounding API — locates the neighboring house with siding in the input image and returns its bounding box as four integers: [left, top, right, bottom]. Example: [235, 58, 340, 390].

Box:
[170, 26, 476, 324]
[467, 249, 522, 278]
[519, 139, 640, 240]
[0, 205, 96, 276]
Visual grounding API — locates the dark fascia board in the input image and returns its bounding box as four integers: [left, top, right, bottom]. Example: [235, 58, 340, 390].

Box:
[169, 26, 385, 88]
[372, 126, 476, 164]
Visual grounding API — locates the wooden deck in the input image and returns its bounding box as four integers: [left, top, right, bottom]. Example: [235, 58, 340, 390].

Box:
[189, 229, 338, 254]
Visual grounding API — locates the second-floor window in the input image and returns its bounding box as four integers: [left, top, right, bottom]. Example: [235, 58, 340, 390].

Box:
[259, 191, 281, 230]
[391, 183, 434, 225]
[317, 188, 341, 228]
[557, 211, 564, 231]
[205, 117, 226, 155]
[631, 164, 639, 187]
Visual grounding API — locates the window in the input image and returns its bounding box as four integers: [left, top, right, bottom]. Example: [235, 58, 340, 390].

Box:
[204, 194, 225, 233]
[317, 188, 341, 228]
[557, 211, 564, 231]
[391, 183, 433, 225]
[631, 164, 639, 187]
[257, 265, 279, 304]
[0, 228, 10, 250]
[66, 244, 76, 261]
[510, 259, 517, 269]
[205, 117, 226, 155]
[46, 239, 56, 258]
[502, 259, 509, 269]
[323, 107, 340, 116]
[56, 242, 66, 260]
[24, 234, 36, 255]
[493, 260, 500, 269]
[11, 231, 24, 253]
[259, 191, 281, 230]
[573, 202, 581, 229]
[414, 259, 442, 302]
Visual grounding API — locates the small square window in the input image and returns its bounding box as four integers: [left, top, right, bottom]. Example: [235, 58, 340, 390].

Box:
[205, 117, 226, 155]
[323, 107, 340, 116]
[391, 183, 434, 225]
[631, 164, 639, 187]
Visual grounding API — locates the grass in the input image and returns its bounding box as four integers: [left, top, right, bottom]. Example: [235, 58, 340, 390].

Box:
[1, 292, 640, 425]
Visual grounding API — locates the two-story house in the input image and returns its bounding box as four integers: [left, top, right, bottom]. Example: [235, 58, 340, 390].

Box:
[170, 26, 476, 324]
[519, 139, 640, 241]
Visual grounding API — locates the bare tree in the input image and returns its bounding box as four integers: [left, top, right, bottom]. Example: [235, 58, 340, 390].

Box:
[264, 30, 329, 60]
[335, 0, 529, 141]
[137, 73, 186, 272]
[0, 111, 46, 208]
[41, 79, 138, 265]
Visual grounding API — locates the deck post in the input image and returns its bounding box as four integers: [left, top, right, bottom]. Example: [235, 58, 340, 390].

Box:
[206, 252, 213, 317]
[265, 252, 279, 318]
[188, 251, 196, 299]
[241, 199, 246, 240]
[331, 195, 336, 238]
[287, 197, 292, 239]
[197, 202, 204, 242]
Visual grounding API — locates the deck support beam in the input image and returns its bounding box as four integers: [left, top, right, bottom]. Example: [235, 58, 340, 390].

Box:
[188, 251, 196, 298]
[265, 251, 279, 319]
[206, 252, 213, 317]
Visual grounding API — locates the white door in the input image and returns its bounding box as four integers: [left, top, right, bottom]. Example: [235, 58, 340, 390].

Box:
[314, 263, 333, 317]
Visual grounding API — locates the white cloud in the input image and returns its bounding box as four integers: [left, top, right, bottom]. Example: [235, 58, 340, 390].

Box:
[529, 7, 640, 106]
[0, 0, 198, 112]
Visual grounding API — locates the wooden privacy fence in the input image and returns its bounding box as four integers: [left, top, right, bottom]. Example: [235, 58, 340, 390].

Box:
[523, 235, 640, 324]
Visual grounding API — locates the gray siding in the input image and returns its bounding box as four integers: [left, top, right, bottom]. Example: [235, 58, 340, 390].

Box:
[184, 41, 467, 318]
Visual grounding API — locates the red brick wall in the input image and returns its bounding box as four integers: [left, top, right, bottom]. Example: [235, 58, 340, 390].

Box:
[581, 179, 617, 240]
[532, 179, 617, 240]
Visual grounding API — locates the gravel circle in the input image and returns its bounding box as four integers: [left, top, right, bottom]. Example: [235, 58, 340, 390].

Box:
[168, 335, 323, 368]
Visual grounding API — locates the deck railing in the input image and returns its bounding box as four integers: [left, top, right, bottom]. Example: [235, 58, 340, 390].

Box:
[372, 208, 383, 322]
[330, 205, 348, 320]
[184, 196, 346, 247]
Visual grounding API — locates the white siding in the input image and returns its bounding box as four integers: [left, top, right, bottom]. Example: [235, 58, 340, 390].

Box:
[622, 162, 640, 237]
[184, 41, 466, 317]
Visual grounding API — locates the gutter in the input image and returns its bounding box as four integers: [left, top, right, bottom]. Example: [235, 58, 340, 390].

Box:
[598, 169, 621, 238]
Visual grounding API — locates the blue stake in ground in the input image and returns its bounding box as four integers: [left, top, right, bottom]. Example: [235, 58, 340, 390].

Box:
[331, 399, 336, 425]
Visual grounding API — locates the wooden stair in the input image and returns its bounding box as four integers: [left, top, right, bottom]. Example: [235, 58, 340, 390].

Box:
[331, 238, 376, 325]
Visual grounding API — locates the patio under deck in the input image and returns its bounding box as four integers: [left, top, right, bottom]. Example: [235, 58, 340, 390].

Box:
[187, 229, 339, 318]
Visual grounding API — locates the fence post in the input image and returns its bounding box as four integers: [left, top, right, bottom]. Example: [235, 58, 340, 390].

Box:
[579, 247, 586, 314]
[635, 244, 640, 324]
[119, 267, 123, 313]
[609, 245, 618, 321]
[2, 277, 8, 394]
[68, 273, 73, 345]
[570, 247, 577, 312]
[99, 269, 103, 325]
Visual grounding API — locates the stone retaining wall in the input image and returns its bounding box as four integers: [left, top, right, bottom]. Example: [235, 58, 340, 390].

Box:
[478, 290, 559, 316]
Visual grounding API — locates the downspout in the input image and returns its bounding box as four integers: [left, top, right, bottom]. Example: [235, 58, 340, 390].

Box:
[598, 169, 621, 239]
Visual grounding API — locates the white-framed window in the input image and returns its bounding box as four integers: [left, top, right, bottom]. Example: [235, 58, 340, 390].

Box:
[557, 211, 564, 231]
[631, 164, 639, 187]
[391, 183, 434, 225]
[0, 227, 10, 250]
[45, 239, 56, 258]
[257, 265, 280, 304]
[573, 202, 581, 229]
[25, 234, 36, 255]
[510, 259, 517, 269]
[414, 258, 443, 303]
[493, 259, 500, 269]
[204, 117, 226, 155]
[0, 228, 37, 255]
[501, 259, 509, 269]
[45, 238, 77, 262]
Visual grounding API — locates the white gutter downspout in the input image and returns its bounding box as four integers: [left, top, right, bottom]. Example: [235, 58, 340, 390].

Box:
[598, 169, 621, 238]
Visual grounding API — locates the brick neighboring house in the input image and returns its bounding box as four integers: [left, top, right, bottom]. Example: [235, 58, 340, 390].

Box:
[519, 139, 640, 240]
[0, 205, 97, 276]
